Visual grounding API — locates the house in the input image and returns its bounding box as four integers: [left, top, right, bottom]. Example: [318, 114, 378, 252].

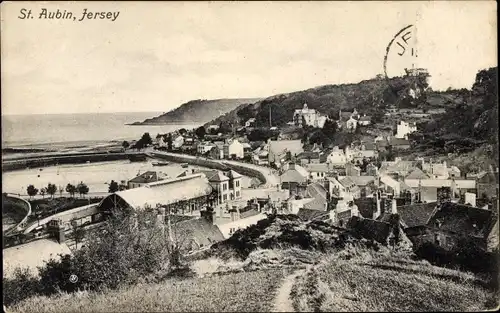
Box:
[279, 163, 309, 191]
[448, 166, 461, 178]
[405, 202, 495, 255]
[180, 136, 196, 151]
[338, 177, 362, 199]
[333, 198, 360, 227]
[252, 147, 269, 165]
[326, 146, 348, 166]
[156, 135, 168, 148]
[421, 160, 449, 179]
[358, 115, 372, 126]
[345, 116, 358, 131]
[127, 171, 168, 189]
[347, 176, 377, 198]
[395, 121, 417, 139]
[245, 118, 256, 128]
[217, 209, 268, 238]
[172, 135, 184, 149]
[242, 142, 253, 157]
[99, 173, 213, 214]
[379, 174, 401, 196]
[379, 159, 417, 179]
[365, 163, 379, 176]
[467, 169, 498, 200]
[293, 103, 328, 128]
[403, 178, 477, 203]
[296, 151, 321, 165]
[268, 139, 304, 167]
[209, 142, 225, 159]
[188, 169, 243, 204]
[304, 163, 336, 181]
[352, 144, 378, 163]
[345, 163, 361, 177]
[197, 142, 215, 155]
[170, 212, 225, 253]
[225, 139, 245, 159]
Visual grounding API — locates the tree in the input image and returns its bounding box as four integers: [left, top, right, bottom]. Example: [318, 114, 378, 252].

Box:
[167, 134, 173, 151]
[77, 182, 89, 198]
[40, 188, 46, 199]
[322, 119, 337, 138]
[46, 183, 57, 199]
[122, 141, 130, 151]
[118, 183, 128, 191]
[26, 185, 38, 199]
[66, 184, 77, 198]
[71, 221, 86, 250]
[195, 126, 206, 139]
[108, 180, 119, 193]
[179, 128, 187, 136]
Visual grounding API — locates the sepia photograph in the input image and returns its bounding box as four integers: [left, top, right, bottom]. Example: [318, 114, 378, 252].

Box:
[1, 1, 498, 312]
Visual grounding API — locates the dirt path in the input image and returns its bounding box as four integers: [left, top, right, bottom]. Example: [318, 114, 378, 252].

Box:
[272, 269, 305, 312]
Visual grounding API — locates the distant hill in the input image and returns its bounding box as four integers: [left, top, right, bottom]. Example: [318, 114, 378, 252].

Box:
[130, 98, 262, 125]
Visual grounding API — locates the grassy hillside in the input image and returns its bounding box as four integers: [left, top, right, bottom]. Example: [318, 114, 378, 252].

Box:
[8, 269, 288, 313]
[292, 252, 498, 312]
[131, 98, 262, 125]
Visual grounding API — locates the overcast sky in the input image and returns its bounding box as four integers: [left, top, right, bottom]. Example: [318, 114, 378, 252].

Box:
[1, 1, 497, 115]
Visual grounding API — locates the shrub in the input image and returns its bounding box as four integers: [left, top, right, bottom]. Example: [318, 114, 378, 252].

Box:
[3, 268, 42, 306]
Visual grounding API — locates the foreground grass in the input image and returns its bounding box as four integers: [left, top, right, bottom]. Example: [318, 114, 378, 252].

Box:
[9, 269, 287, 313]
[291, 252, 498, 312]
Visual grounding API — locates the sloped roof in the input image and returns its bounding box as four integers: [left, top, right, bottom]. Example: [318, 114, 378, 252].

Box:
[128, 171, 162, 184]
[109, 174, 212, 210]
[297, 151, 321, 160]
[339, 176, 357, 188]
[305, 163, 335, 172]
[225, 169, 243, 179]
[198, 169, 230, 182]
[3, 239, 72, 278]
[240, 208, 261, 219]
[297, 208, 329, 221]
[380, 202, 438, 228]
[303, 197, 327, 211]
[390, 138, 411, 146]
[306, 182, 328, 200]
[380, 175, 400, 189]
[280, 165, 309, 183]
[172, 218, 225, 250]
[406, 167, 431, 180]
[380, 160, 417, 175]
[347, 176, 376, 187]
[354, 198, 377, 218]
[359, 116, 372, 121]
[269, 140, 303, 156]
[346, 216, 392, 244]
[427, 202, 494, 239]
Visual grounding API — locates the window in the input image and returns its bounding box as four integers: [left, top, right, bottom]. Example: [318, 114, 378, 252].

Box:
[223, 183, 227, 191]
[236, 191, 240, 197]
[235, 180, 240, 187]
[223, 195, 227, 201]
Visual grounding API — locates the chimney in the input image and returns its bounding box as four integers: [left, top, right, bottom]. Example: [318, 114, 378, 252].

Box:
[373, 194, 381, 220]
[391, 198, 398, 214]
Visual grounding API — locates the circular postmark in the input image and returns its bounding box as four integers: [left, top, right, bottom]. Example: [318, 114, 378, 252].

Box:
[384, 24, 430, 97]
[69, 274, 79, 284]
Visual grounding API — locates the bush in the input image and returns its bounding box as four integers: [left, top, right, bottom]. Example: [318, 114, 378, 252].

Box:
[3, 268, 42, 306]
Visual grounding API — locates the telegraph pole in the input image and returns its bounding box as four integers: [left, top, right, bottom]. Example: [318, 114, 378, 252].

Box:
[269, 105, 272, 128]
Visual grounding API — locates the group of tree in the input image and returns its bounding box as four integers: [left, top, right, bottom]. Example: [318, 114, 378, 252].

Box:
[133, 132, 153, 150]
[108, 180, 127, 193]
[3, 208, 191, 307]
[194, 126, 206, 139]
[27, 183, 67, 199]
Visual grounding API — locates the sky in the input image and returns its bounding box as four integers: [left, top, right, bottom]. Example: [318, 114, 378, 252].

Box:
[1, 1, 497, 115]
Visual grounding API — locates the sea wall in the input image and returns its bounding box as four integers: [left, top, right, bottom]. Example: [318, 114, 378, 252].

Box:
[149, 152, 266, 185]
[3, 194, 32, 236]
[2, 152, 146, 172]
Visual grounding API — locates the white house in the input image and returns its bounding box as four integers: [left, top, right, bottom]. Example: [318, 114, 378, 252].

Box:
[396, 121, 417, 139]
[227, 139, 245, 159]
[197, 142, 215, 155]
[346, 116, 358, 131]
[157, 136, 167, 148]
[326, 146, 348, 166]
[293, 103, 328, 128]
[358, 115, 372, 126]
[172, 135, 185, 149]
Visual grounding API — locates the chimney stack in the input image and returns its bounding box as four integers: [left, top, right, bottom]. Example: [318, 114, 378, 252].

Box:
[391, 198, 398, 214]
[373, 193, 381, 220]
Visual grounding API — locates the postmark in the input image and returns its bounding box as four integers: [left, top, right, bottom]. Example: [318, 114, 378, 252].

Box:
[383, 24, 430, 98]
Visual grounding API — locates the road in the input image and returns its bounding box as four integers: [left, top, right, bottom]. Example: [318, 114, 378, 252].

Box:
[147, 149, 280, 188]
